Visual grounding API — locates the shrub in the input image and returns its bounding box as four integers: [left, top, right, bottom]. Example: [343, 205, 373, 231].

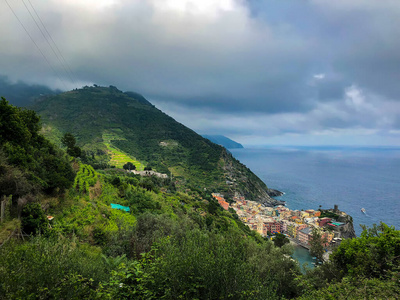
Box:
[21, 202, 48, 235]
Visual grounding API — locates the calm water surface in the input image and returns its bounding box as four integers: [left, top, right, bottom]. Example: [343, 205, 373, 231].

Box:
[292, 245, 316, 272]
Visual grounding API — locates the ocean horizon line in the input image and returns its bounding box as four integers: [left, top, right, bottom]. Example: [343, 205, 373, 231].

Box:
[239, 144, 400, 151]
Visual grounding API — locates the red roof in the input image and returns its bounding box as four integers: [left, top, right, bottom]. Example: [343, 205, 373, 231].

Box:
[217, 199, 229, 210]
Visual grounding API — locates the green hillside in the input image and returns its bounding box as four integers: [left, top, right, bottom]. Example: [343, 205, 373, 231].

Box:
[1, 95, 399, 300]
[33, 85, 282, 205]
[0, 98, 300, 299]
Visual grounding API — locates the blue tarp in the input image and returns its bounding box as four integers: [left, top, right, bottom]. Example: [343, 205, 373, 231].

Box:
[110, 203, 130, 212]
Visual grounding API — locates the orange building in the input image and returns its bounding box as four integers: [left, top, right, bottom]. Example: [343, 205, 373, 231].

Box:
[217, 199, 229, 210]
[211, 194, 229, 210]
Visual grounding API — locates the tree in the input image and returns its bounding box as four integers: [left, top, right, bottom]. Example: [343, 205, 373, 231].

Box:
[61, 133, 76, 149]
[68, 146, 82, 158]
[0, 99, 74, 194]
[21, 202, 48, 235]
[309, 228, 326, 263]
[0, 97, 37, 146]
[330, 222, 400, 279]
[207, 199, 220, 215]
[123, 162, 135, 171]
[273, 233, 290, 248]
[61, 133, 82, 158]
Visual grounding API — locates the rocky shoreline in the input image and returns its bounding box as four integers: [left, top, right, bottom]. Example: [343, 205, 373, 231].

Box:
[260, 196, 285, 207]
[267, 188, 285, 197]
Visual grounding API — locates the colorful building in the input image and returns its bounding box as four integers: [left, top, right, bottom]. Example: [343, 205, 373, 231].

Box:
[298, 227, 313, 245]
[318, 217, 332, 227]
[264, 221, 282, 233]
[286, 223, 297, 238]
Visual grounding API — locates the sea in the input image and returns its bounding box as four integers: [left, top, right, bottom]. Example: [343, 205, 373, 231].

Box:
[230, 146, 400, 269]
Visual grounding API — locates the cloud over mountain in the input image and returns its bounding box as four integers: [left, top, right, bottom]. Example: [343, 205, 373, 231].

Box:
[1, 0, 399, 145]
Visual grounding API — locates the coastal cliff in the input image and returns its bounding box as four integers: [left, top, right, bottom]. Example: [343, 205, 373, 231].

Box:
[221, 149, 285, 206]
[337, 214, 357, 239]
[267, 189, 285, 197]
[320, 208, 357, 239]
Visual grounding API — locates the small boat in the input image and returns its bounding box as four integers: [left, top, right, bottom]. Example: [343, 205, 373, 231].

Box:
[361, 208, 366, 214]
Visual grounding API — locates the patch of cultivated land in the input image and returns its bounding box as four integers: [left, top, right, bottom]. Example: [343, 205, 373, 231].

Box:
[102, 132, 145, 170]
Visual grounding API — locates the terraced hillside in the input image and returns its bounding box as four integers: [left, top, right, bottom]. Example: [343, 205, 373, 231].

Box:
[33, 85, 282, 205]
[102, 131, 144, 170]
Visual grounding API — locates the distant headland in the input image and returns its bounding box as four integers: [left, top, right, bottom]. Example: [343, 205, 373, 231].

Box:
[202, 135, 244, 149]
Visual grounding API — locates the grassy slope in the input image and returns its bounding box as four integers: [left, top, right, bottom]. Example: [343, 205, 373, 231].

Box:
[102, 132, 144, 170]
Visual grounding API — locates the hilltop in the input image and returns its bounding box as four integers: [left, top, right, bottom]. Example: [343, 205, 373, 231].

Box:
[32, 85, 283, 206]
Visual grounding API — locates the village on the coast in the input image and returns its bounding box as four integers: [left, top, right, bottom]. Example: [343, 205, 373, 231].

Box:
[212, 193, 350, 251]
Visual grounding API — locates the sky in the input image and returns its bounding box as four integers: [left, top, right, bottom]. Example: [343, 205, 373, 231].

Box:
[1, 0, 400, 146]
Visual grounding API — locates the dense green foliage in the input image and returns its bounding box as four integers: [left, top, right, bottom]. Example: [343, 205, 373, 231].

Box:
[273, 232, 290, 248]
[1, 166, 301, 299]
[0, 97, 74, 196]
[330, 222, 399, 279]
[0, 236, 108, 299]
[299, 222, 400, 299]
[309, 228, 326, 263]
[4, 179, 399, 300]
[99, 228, 298, 299]
[62, 132, 82, 157]
[20, 202, 48, 235]
[123, 162, 135, 170]
[318, 210, 340, 220]
[298, 277, 400, 300]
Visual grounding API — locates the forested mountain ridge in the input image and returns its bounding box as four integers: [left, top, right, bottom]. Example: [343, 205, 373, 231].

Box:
[32, 85, 283, 206]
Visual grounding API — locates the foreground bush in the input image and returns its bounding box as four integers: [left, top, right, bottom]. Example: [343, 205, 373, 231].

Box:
[0, 236, 108, 299]
[99, 226, 300, 299]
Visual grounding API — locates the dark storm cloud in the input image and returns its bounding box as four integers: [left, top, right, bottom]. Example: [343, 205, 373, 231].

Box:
[0, 0, 318, 114]
[314, 2, 400, 101]
[149, 75, 314, 114]
[247, 0, 400, 101]
[315, 78, 348, 102]
[1, 0, 400, 145]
